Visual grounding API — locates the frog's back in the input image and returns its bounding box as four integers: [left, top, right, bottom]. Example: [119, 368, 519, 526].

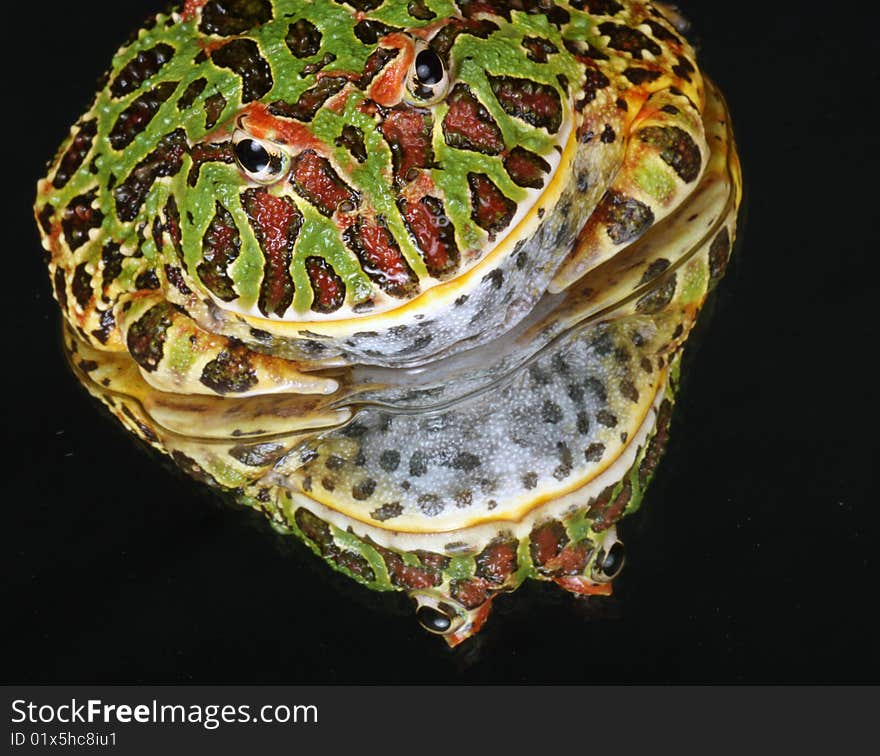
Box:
[36, 0, 704, 365]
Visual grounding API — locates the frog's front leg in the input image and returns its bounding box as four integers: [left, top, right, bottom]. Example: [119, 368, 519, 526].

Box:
[549, 87, 709, 292]
[117, 294, 338, 397]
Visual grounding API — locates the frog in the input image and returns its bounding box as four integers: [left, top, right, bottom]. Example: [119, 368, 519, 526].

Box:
[36, 0, 741, 645]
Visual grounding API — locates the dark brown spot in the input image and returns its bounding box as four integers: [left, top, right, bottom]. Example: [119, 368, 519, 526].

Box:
[370, 501, 403, 521]
[177, 77, 207, 110]
[588, 479, 633, 531]
[522, 35, 558, 63]
[200, 342, 258, 394]
[504, 146, 551, 189]
[709, 227, 732, 284]
[638, 125, 702, 182]
[575, 68, 611, 112]
[623, 67, 662, 85]
[352, 478, 377, 500]
[285, 18, 322, 57]
[204, 92, 228, 129]
[584, 442, 605, 462]
[91, 308, 116, 344]
[109, 81, 178, 150]
[598, 21, 662, 59]
[135, 269, 160, 290]
[71, 263, 92, 310]
[114, 129, 188, 223]
[126, 301, 175, 372]
[353, 18, 399, 44]
[595, 190, 655, 245]
[212, 38, 274, 103]
[109, 43, 174, 98]
[335, 124, 367, 163]
[62, 189, 103, 251]
[407, 0, 436, 20]
[53, 119, 97, 189]
[488, 74, 562, 133]
[199, 0, 272, 36]
[229, 442, 284, 466]
[635, 274, 677, 314]
[620, 379, 639, 403]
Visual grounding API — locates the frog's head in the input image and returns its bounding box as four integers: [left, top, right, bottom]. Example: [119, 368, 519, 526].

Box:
[92, 1, 580, 327]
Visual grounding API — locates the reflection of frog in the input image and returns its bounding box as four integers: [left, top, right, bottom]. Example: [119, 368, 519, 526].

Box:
[37, 1, 741, 644]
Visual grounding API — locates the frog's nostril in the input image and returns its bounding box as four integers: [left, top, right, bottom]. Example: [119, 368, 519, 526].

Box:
[416, 605, 452, 633]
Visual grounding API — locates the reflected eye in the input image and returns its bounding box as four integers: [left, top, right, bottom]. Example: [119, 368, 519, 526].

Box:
[232, 130, 289, 184]
[591, 541, 626, 583]
[405, 42, 449, 105]
[412, 595, 465, 636]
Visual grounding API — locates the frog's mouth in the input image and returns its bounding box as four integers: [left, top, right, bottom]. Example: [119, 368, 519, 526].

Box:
[178, 22, 574, 331]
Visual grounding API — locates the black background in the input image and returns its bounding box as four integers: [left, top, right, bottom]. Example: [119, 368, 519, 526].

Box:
[5, 1, 876, 684]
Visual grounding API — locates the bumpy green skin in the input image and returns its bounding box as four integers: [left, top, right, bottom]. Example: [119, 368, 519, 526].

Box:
[41, 1, 740, 644]
[36, 0, 707, 373]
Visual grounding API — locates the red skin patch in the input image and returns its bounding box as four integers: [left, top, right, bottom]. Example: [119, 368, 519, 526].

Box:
[541, 541, 593, 576]
[181, 0, 207, 22]
[496, 86, 560, 127]
[444, 89, 504, 154]
[305, 257, 345, 313]
[530, 521, 568, 567]
[401, 199, 452, 276]
[367, 33, 414, 107]
[504, 147, 550, 189]
[468, 173, 516, 234]
[245, 190, 298, 316]
[241, 102, 326, 155]
[452, 577, 492, 609]
[379, 106, 433, 180]
[292, 150, 356, 217]
[358, 221, 412, 286]
[447, 600, 493, 648]
[475, 540, 518, 584]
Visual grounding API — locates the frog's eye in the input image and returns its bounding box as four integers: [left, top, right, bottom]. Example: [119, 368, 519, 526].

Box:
[405, 42, 449, 105]
[232, 131, 289, 184]
[412, 594, 465, 635]
[591, 541, 626, 583]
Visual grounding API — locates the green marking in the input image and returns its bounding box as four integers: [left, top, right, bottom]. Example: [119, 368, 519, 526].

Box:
[444, 555, 476, 581]
[634, 164, 676, 203]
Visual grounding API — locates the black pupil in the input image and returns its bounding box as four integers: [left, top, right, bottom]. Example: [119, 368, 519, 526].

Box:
[235, 138, 271, 174]
[417, 605, 452, 633]
[415, 49, 443, 86]
[599, 542, 625, 577]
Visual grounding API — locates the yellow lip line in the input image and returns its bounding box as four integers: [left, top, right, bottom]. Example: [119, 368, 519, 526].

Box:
[236, 120, 578, 336]
[300, 372, 665, 535]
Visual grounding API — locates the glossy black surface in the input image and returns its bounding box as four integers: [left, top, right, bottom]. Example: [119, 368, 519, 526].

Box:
[6, 1, 876, 683]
